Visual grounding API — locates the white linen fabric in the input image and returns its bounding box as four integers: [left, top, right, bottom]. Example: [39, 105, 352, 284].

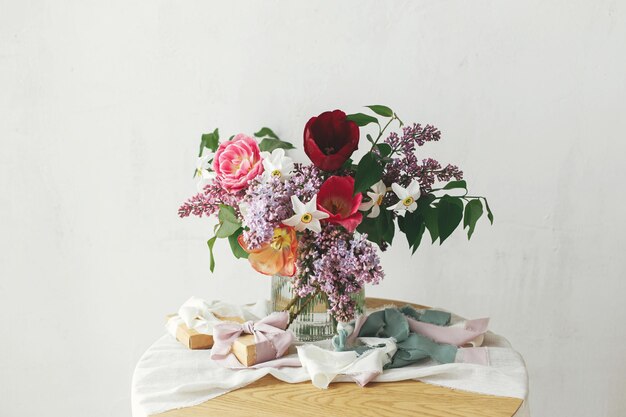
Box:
[132, 303, 529, 417]
[165, 297, 268, 338]
[297, 337, 397, 388]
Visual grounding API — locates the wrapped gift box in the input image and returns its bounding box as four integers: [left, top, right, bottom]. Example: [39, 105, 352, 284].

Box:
[231, 334, 266, 366]
[231, 334, 297, 366]
[166, 314, 244, 350]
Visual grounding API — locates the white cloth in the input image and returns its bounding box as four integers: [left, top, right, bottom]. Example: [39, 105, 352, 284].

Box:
[297, 337, 397, 388]
[133, 312, 529, 417]
[165, 297, 267, 337]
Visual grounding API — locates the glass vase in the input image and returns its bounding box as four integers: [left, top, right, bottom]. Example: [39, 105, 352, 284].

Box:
[270, 275, 366, 342]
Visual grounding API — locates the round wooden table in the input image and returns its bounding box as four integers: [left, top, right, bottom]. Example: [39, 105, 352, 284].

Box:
[153, 298, 523, 417]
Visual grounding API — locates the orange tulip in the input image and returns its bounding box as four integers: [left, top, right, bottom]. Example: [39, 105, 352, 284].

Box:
[238, 226, 298, 276]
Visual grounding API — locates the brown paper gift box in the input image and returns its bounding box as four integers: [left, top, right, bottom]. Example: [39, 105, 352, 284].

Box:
[231, 335, 275, 367]
[231, 332, 297, 366]
[166, 314, 244, 350]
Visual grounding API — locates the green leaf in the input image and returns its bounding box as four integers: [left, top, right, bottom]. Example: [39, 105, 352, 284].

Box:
[484, 198, 494, 224]
[228, 228, 249, 259]
[357, 218, 381, 248]
[366, 105, 394, 118]
[356, 210, 395, 249]
[340, 158, 355, 170]
[375, 143, 392, 157]
[398, 211, 426, 253]
[199, 128, 220, 156]
[216, 222, 240, 239]
[418, 195, 439, 243]
[207, 236, 217, 272]
[442, 180, 467, 191]
[366, 134, 374, 144]
[381, 209, 395, 243]
[437, 195, 464, 244]
[216, 205, 241, 238]
[411, 222, 426, 254]
[463, 199, 484, 239]
[346, 113, 379, 127]
[218, 204, 238, 223]
[354, 153, 384, 194]
[258, 137, 295, 152]
[254, 127, 279, 140]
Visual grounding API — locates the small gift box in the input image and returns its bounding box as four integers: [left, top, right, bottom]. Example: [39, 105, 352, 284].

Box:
[231, 334, 264, 366]
[166, 297, 256, 350]
[211, 311, 294, 367]
[166, 313, 244, 350]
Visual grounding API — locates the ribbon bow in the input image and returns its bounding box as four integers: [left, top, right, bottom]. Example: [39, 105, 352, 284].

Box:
[167, 297, 246, 333]
[333, 307, 489, 368]
[166, 297, 269, 340]
[210, 311, 294, 366]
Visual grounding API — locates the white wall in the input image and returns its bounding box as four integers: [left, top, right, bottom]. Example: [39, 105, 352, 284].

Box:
[1, 1, 625, 416]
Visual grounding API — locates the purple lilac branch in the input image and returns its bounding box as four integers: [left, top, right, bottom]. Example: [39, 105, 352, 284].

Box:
[294, 225, 384, 322]
[382, 123, 463, 193]
[241, 164, 322, 249]
[178, 180, 243, 218]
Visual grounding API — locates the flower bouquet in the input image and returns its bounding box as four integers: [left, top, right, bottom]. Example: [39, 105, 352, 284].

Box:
[179, 105, 492, 339]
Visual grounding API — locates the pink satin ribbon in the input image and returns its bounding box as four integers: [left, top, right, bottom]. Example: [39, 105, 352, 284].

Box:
[210, 311, 297, 368]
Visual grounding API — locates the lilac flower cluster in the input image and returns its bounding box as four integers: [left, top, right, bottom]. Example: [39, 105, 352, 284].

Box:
[241, 164, 322, 249]
[382, 123, 463, 192]
[414, 158, 464, 190]
[294, 226, 384, 322]
[178, 180, 243, 218]
[402, 123, 441, 146]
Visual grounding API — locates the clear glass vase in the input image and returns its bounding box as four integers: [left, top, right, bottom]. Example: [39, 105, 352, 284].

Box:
[270, 275, 366, 342]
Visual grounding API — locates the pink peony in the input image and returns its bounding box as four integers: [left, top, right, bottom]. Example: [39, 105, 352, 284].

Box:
[213, 134, 264, 193]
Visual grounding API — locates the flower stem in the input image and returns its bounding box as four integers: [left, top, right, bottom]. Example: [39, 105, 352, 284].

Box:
[431, 195, 485, 201]
[283, 294, 300, 312]
[372, 116, 397, 148]
[288, 290, 320, 326]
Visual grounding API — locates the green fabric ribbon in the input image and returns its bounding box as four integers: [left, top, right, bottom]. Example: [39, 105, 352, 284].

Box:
[400, 305, 451, 326]
[333, 307, 458, 368]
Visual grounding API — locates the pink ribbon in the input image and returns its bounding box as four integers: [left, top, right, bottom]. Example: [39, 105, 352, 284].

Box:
[406, 316, 490, 347]
[210, 311, 296, 368]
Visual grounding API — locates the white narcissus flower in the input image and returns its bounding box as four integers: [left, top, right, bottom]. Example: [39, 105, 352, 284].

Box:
[260, 148, 294, 181]
[387, 180, 421, 216]
[282, 195, 329, 233]
[238, 202, 249, 218]
[195, 153, 213, 176]
[195, 153, 216, 192]
[358, 180, 388, 218]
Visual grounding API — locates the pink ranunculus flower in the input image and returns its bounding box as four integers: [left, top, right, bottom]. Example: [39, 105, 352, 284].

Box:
[213, 134, 264, 193]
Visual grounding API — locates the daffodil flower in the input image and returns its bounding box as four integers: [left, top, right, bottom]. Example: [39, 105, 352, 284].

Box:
[260, 148, 294, 181]
[195, 153, 216, 192]
[282, 195, 329, 233]
[387, 180, 421, 216]
[358, 180, 387, 218]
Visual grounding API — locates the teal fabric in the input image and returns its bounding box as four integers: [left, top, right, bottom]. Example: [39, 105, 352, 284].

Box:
[400, 305, 451, 326]
[357, 308, 410, 341]
[389, 333, 457, 368]
[333, 307, 458, 368]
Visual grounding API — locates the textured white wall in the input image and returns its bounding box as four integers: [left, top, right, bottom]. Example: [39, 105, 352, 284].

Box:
[1, 1, 625, 416]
